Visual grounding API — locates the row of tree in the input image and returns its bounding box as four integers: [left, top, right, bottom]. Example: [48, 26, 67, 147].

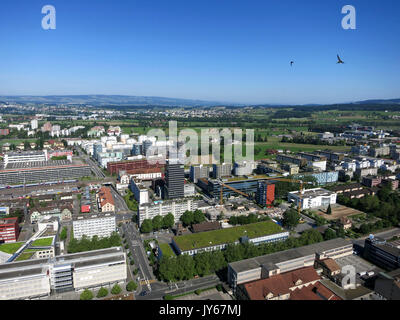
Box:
[180, 210, 206, 227]
[68, 232, 121, 253]
[140, 213, 175, 233]
[156, 229, 325, 282]
[228, 213, 270, 226]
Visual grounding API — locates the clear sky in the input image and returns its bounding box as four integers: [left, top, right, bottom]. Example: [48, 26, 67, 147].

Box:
[0, 0, 399, 104]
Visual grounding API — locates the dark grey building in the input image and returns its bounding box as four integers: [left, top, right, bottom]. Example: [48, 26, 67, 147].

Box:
[363, 236, 400, 271]
[165, 159, 184, 199]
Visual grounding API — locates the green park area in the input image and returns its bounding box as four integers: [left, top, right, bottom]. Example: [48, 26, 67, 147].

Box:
[173, 221, 283, 251]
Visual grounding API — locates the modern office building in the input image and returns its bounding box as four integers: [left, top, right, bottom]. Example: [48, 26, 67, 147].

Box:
[363, 235, 400, 271]
[227, 238, 353, 291]
[0, 217, 19, 243]
[165, 159, 184, 199]
[256, 181, 275, 207]
[0, 247, 127, 300]
[72, 213, 116, 240]
[190, 165, 210, 183]
[288, 188, 337, 210]
[212, 163, 233, 179]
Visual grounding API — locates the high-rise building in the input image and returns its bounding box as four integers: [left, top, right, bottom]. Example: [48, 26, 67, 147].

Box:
[212, 163, 232, 179]
[190, 165, 210, 183]
[165, 159, 184, 199]
[256, 181, 275, 207]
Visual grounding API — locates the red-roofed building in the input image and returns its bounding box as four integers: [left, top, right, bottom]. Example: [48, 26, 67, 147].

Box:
[237, 266, 341, 301]
[0, 217, 19, 243]
[96, 187, 115, 213]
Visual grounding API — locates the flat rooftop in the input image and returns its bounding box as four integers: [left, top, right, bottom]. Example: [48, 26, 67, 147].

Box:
[173, 221, 284, 251]
[229, 238, 352, 274]
[0, 247, 125, 281]
[289, 188, 335, 198]
[73, 213, 116, 221]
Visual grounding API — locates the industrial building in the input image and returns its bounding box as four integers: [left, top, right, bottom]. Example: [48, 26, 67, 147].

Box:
[0, 162, 91, 185]
[227, 238, 353, 291]
[0, 247, 127, 300]
[106, 158, 164, 175]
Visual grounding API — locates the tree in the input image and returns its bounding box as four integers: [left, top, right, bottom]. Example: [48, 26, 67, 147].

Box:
[111, 284, 122, 295]
[282, 209, 300, 230]
[96, 287, 108, 298]
[126, 281, 138, 292]
[162, 213, 175, 229]
[141, 219, 153, 233]
[337, 226, 346, 238]
[193, 210, 206, 224]
[324, 228, 337, 240]
[180, 210, 194, 227]
[326, 204, 332, 215]
[152, 215, 163, 231]
[301, 229, 323, 245]
[80, 289, 94, 300]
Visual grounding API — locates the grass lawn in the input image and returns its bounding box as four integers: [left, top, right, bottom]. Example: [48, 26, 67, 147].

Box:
[0, 242, 24, 254]
[159, 243, 176, 258]
[15, 252, 35, 261]
[173, 221, 283, 251]
[31, 237, 53, 247]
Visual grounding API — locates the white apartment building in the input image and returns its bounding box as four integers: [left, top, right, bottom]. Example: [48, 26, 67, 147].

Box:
[31, 119, 38, 130]
[138, 199, 200, 226]
[72, 213, 116, 240]
[288, 188, 337, 210]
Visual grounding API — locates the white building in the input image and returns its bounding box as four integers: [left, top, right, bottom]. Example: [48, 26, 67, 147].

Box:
[138, 199, 201, 226]
[129, 179, 150, 205]
[0, 247, 126, 300]
[72, 213, 116, 240]
[233, 161, 257, 176]
[288, 188, 337, 210]
[307, 160, 327, 172]
[31, 119, 38, 130]
[4, 150, 47, 167]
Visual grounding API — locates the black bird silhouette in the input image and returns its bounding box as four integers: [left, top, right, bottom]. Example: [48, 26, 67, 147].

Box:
[290, 61, 294, 66]
[337, 54, 344, 64]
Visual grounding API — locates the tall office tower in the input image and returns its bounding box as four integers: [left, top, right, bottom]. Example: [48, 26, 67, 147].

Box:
[142, 140, 153, 156]
[189, 165, 210, 183]
[212, 163, 233, 179]
[256, 181, 275, 208]
[165, 159, 184, 199]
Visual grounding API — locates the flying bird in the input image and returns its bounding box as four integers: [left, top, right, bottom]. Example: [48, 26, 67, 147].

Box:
[290, 61, 294, 66]
[337, 54, 344, 64]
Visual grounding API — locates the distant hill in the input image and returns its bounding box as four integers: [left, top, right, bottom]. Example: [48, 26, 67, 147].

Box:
[0, 95, 237, 107]
[353, 98, 400, 105]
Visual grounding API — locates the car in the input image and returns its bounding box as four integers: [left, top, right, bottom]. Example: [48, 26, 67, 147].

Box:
[139, 291, 147, 296]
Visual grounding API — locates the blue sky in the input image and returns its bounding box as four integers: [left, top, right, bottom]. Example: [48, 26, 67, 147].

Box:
[0, 0, 399, 104]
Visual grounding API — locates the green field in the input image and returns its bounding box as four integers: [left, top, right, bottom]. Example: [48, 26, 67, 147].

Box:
[159, 243, 176, 258]
[31, 237, 53, 247]
[173, 221, 283, 251]
[0, 242, 24, 254]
